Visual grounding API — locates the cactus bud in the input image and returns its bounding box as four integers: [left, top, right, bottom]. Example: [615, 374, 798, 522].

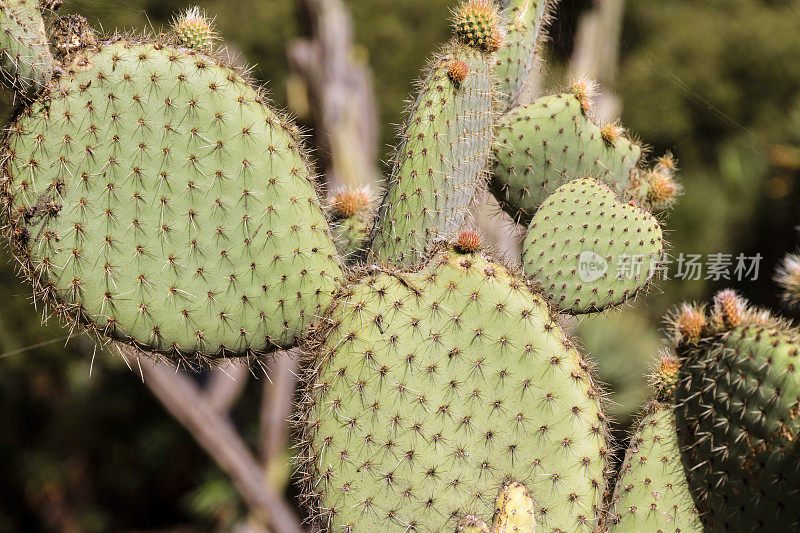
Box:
[329, 187, 372, 219]
[454, 0, 503, 53]
[570, 77, 596, 113]
[673, 303, 707, 344]
[712, 289, 743, 331]
[600, 122, 624, 146]
[448, 59, 470, 84]
[651, 353, 681, 401]
[171, 6, 218, 52]
[643, 167, 681, 210]
[776, 253, 800, 307]
[656, 151, 677, 173]
[455, 230, 482, 253]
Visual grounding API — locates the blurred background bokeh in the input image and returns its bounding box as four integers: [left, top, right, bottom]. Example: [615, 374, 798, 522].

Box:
[3, 0, 800, 531]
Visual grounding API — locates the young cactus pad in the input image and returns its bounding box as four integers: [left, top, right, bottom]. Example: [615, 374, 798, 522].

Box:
[0, 0, 52, 92]
[370, 39, 494, 267]
[608, 401, 702, 533]
[1, 40, 342, 358]
[673, 294, 800, 530]
[299, 245, 607, 532]
[521, 178, 663, 314]
[491, 90, 641, 225]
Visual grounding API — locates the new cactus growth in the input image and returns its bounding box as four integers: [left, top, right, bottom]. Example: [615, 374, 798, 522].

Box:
[0, 0, 52, 92]
[521, 178, 664, 313]
[490, 86, 643, 224]
[171, 6, 218, 52]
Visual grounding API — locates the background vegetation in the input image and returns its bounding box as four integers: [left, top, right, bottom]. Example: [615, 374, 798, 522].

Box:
[2, 0, 799, 530]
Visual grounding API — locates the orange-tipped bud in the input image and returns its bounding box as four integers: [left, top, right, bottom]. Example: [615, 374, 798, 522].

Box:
[644, 168, 681, 210]
[329, 187, 372, 219]
[674, 303, 707, 344]
[448, 60, 470, 84]
[455, 230, 482, 253]
[712, 289, 743, 331]
[652, 353, 681, 400]
[656, 152, 677, 173]
[600, 122, 624, 145]
[570, 77, 597, 113]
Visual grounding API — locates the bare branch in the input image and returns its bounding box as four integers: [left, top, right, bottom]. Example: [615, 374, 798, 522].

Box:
[289, 0, 380, 191]
[120, 346, 304, 533]
[260, 350, 300, 464]
[203, 358, 250, 414]
[570, 0, 626, 121]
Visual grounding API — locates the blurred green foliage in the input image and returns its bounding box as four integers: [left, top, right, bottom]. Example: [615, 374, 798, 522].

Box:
[2, 0, 800, 530]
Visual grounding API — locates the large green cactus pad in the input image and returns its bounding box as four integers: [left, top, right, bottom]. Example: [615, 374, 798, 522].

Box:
[675, 313, 800, 530]
[370, 42, 494, 267]
[300, 247, 607, 532]
[609, 401, 702, 533]
[522, 178, 663, 314]
[491, 92, 641, 225]
[1, 40, 342, 358]
[0, 0, 53, 92]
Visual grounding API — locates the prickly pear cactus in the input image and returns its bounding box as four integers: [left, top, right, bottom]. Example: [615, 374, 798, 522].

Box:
[1, 38, 342, 358]
[491, 86, 642, 224]
[494, 0, 553, 112]
[609, 400, 702, 533]
[0, 0, 52, 92]
[521, 178, 663, 313]
[299, 244, 607, 532]
[672, 291, 800, 530]
[370, 2, 499, 267]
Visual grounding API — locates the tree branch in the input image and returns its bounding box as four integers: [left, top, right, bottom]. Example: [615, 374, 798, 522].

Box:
[289, 0, 380, 191]
[260, 350, 300, 465]
[120, 347, 304, 533]
[203, 358, 250, 414]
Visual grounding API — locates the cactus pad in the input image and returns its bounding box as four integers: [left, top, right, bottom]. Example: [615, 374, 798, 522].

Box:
[494, 0, 551, 112]
[491, 92, 642, 225]
[1, 40, 342, 358]
[371, 42, 494, 267]
[609, 401, 702, 532]
[674, 298, 800, 530]
[300, 247, 607, 532]
[521, 178, 664, 313]
[0, 0, 52, 92]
